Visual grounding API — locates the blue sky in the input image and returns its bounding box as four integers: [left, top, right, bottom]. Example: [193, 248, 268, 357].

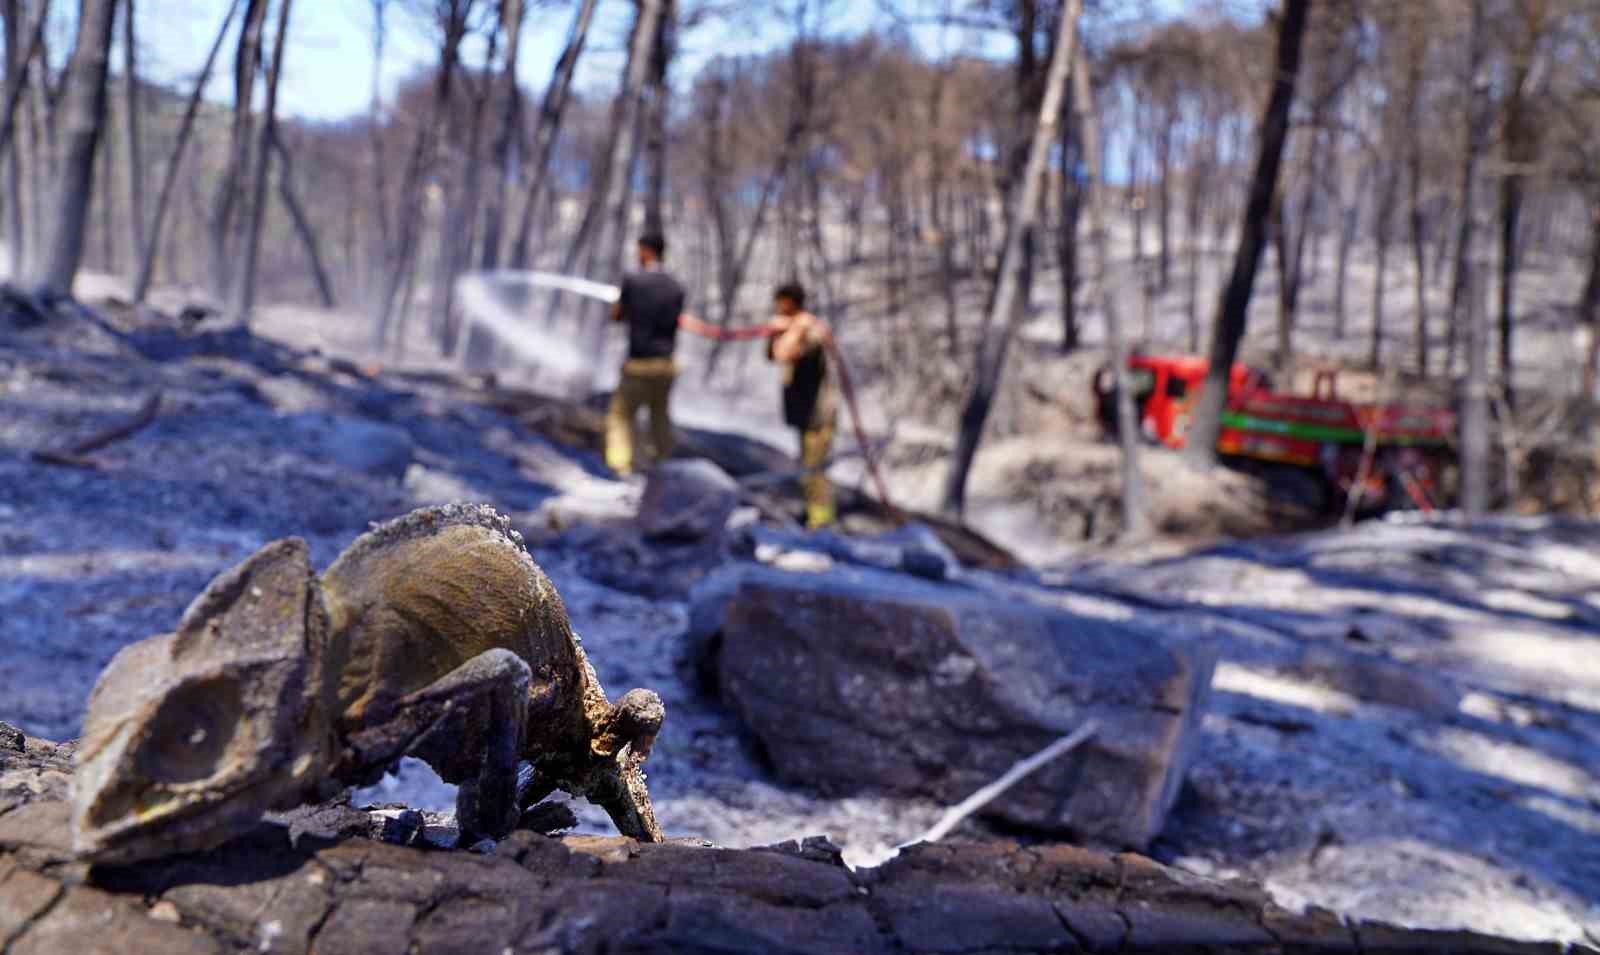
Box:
[138, 1, 998, 122]
[134, 0, 1202, 123]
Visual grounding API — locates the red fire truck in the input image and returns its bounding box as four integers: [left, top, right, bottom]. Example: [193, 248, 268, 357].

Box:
[1094, 354, 1457, 512]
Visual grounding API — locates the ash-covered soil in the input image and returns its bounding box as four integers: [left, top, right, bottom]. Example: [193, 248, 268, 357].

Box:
[1, 299, 1597, 946]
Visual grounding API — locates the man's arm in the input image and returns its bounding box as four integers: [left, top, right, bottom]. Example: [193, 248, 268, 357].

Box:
[770, 313, 828, 363]
[679, 312, 783, 341]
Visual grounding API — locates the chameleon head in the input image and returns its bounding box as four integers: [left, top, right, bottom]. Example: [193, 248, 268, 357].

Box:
[71, 538, 332, 864]
[591, 687, 665, 762]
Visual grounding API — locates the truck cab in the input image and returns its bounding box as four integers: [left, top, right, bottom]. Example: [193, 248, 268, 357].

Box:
[1095, 354, 1267, 447]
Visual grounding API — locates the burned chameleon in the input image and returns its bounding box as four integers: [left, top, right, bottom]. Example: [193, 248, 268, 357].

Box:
[71, 504, 666, 863]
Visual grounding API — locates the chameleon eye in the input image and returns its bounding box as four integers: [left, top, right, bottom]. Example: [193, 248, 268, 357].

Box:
[134, 675, 244, 784]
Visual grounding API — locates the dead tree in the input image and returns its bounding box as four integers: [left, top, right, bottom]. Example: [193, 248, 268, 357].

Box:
[1581, 203, 1600, 397]
[23, 19, 53, 259]
[1273, 125, 1326, 372]
[642, 0, 676, 236]
[1056, 89, 1082, 353]
[436, 21, 500, 355]
[1370, 91, 1401, 369]
[1445, 0, 1494, 380]
[96, 119, 115, 272]
[591, 0, 666, 297]
[270, 129, 335, 307]
[1146, 60, 1176, 293]
[232, 0, 292, 323]
[941, 0, 1081, 516]
[1074, 37, 1148, 538]
[918, 34, 962, 354]
[2, 0, 19, 274]
[23, 0, 118, 296]
[507, 0, 599, 270]
[1185, 90, 1223, 353]
[2, 0, 49, 275]
[1496, 1, 1549, 402]
[133, 0, 239, 304]
[696, 64, 794, 364]
[1275, 11, 1358, 370]
[552, 0, 662, 314]
[207, 0, 269, 300]
[372, 0, 471, 350]
[695, 56, 808, 377]
[478, 0, 525, 271]
[121, 0, 145, 270]
[1401, 13, 1431, 376]
[1458, 0, 1491, 514]
[1184, 0, 1311, 469]
[1332, 155, 1371, 342]
[367, 0, 390, 295]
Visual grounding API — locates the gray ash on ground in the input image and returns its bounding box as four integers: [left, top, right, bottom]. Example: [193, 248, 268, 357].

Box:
[1, 299, 1597, 944]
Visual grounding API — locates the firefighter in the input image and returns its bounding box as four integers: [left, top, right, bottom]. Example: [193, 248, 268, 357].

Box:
[767, 283, 838, 529]
[606, 232, 686, 477]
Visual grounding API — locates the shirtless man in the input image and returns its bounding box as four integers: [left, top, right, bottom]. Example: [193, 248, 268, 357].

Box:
[676, 284, 842, 528]
[767, 283, 837, 529]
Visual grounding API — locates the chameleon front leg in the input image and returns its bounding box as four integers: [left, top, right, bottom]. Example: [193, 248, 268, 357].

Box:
[588, 757, 665, 843]
[585, 689, 666, 843]
[340, 648, 533, 843]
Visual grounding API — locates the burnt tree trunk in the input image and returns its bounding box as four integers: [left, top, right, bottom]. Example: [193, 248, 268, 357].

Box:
[1445, 0, 1492, 384]
[121, 0, 145, 270]
[24, 0, 117, 296]
[1581, 204, 1600, 397]
[1334, 161, 1371, 341]
[134, 0, 238, 304]
[1274, 126, 1324, 372]
[1457, 0, 1490, 515]
[1370, 164, 1398, 370]
[270, 128, 335, 307]
[586, 0, 664, 354]
[1155, 110, 1172, 292]
[1496, 32, 1541, 404]
[2, 0, 17, 276]
[23, 25, 51, 259]
[97, 105, 114, 271]
[554, 0, 660, 317]
[373, 2, 469, 349]
[1057, 98, 1082, 354]
[437, 23, 498, 356]
[941, 0, 1081, 516]
[641, 0, 674, 237]
[508, 0, 599, 270]
[1184, 0, 1311, 468]
[1497, 168, 1523, 402]
[2, 0, 48, 276]
[1074, 37, 1147, 537]
[700, 48, 805, 378]
[1185, 104, 1216, 353]
[478, 0, 525, 271]
[1401, 35, 1429, 377]
[367, 0, 390, 295]
[231, 0, 291, 323]
[928, 60, 961, 355]
[207, 0, 268, 300]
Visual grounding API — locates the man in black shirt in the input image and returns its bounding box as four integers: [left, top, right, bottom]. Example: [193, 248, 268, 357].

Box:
[606, 233, 686, 476]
